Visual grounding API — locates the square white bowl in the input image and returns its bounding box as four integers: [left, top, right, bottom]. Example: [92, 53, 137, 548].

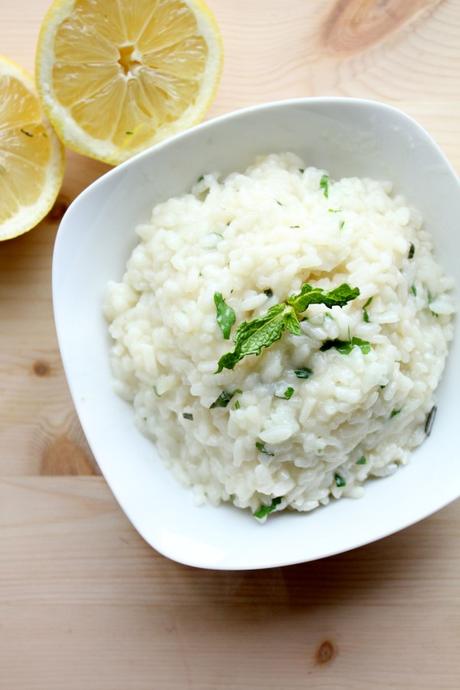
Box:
[53, 98, 459, 570]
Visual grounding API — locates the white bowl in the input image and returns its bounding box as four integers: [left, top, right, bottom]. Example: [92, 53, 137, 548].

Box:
[53, 98, 459, 570]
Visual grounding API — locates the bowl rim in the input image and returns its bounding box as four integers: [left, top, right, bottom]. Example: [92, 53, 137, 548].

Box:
[57, 95, 460, 224]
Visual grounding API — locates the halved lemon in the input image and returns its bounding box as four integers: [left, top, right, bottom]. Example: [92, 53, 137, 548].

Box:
[35, 0, 223, 165]
[0, 56, 64, 241]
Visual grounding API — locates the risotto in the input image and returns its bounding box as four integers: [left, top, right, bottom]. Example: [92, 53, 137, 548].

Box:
[104, 153, 455, 518]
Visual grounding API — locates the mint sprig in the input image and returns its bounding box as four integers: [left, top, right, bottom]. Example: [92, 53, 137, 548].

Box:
[216, 283, 359, 372]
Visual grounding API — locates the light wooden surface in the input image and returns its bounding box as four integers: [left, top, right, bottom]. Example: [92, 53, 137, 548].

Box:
[1, 1, 460, 688]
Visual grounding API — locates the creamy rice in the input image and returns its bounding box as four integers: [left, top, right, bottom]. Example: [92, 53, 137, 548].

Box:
[104, 153, 455, 517]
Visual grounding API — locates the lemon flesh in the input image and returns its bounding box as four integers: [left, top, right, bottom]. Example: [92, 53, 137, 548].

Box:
[0, 56, 64, 241]
[36, 0, 223, 164]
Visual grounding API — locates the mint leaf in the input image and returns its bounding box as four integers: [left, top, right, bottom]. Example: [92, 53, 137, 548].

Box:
[284, 309, 302, 335]
[256, 440, 274, 456]
[254, 496, 282, 519]
[320, 336, 371, 355]
[294, 367, 313, 379]
[214, 292, 236, 340]
[320, 174, 329, 198]
[287, 283, 359, 313]
[363, 296, 373, 323]
[210, 389, 241, 409]
[334, 473, 346, 487]
[276, 386, 295, 400]
[424, 405, 437, 436]
[216, 304, 300, 372]
[352, 337, 371, 354]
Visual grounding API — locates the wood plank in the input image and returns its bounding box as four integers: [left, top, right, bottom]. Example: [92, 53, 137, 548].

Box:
[1, 2, 460, 688]
[1, 0, 459, 475]
[1, 477, 460, 689]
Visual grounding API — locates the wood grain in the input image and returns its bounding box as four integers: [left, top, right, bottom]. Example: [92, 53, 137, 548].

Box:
[1, 0, 460, 475]
[1, 2, 460, 687]
[321, 0, 443, 56]
[1, 478, 460, 689]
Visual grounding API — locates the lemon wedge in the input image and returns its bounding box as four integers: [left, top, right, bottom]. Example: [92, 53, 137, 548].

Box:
[0, 56, 64, 241]
[35, 0, 223, 165]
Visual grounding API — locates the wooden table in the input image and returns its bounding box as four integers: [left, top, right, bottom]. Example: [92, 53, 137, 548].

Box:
[1, 1, 460, 688]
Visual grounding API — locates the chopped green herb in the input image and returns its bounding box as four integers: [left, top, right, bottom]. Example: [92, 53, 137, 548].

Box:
[287, 283, 359, 313]
[153, 385, 162, 397]
[298, 168, 305, 173]
[216, 283, 360, 372]
[390, 408, 401, 418]
[276, 200, 283, 206]
[210, 389, 241, 409]
[410, 285, 417, 297]
[183, 413, 193, 420]
[197, 175, 204, 182]
[256, 441, 274, 456]
[290, 225, 301, 228]
[125, 130, 133, 135]
[234, 400, 241, 410]
[334, 473, 346, 488]
[320, 174, 329, 198]
[328, 208, 342, 213]
[424, 405, 437, 436]
[214, 292, 236, 340]
[20, 128, 33, 137]
[263, 288, 273, 298]
[427, 290, 439, 317]
[276, 386, 295, 400]
[379, 384, 386, 389]
[294, 367, 313, 379]
[362, 297, 373, 323]
[339, 220, 345, 230]
[408, 243, 415, 259]
[356, 456, 367, 465]
[320, 336, 371, 355]
[254, 496, 282, 519]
